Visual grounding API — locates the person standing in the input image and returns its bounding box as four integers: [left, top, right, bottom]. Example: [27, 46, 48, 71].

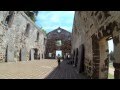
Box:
[57, 54, 61, 67]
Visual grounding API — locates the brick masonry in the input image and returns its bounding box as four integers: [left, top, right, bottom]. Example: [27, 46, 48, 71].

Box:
[72, 11, 120, 79]
[45, 27, 71, 59]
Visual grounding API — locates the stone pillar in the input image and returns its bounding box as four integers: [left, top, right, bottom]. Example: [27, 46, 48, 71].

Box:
[113, 63, 120, 79]
[113, 29, 120, 79]
[7, 45, 15, 62]
[21, 47, 27, 61]
[92, 35, 100, 79]
[31, 49, 34, 60]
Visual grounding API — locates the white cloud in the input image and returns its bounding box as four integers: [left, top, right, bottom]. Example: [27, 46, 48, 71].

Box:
[50, 15, 60, 23]
[35, 11, 75, 33]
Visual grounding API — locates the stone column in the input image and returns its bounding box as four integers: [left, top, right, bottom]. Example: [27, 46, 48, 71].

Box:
[113, 28, 120, 79]
[113, 39, 120, 79]
[31, 49, 34, 60]
[92, 35, 100, 79]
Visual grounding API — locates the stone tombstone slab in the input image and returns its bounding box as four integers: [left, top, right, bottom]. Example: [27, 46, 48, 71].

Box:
[77, 44, 84, 73]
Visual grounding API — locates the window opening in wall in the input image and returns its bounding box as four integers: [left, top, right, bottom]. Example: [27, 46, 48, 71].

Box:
[57, 29, 61, 33]
[25, 23, 30, 37]
[44, 38, 46, 45]
[4, 11, 14, 27]
[36, 32, 39, 41]
[49, 53, 52, 57]
[56, 40, 62, 46]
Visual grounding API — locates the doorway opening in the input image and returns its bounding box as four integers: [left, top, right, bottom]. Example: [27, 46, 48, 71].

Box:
[56, 50, 62, 58]
[29, 50, 31, 60]
[19, 49, 21, 61]
[107, 38, 114, 79]
[34, 48, 39, 60]
[98, 36, 114, 79]
[5, 46, 8, 62]
[74, 48, 78, 67]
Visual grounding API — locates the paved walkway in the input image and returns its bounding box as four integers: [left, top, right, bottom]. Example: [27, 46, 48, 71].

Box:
[0, 59, 87, 79]
[45, 60, 87, 79]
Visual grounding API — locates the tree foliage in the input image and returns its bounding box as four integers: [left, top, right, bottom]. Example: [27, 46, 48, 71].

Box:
[41, 28, 47, 35]
[109, 51, 115, 62]
[24, 11, 38, 22]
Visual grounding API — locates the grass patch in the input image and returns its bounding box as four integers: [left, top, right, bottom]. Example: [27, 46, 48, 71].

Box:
[109, 63, 113, 68]
[108, 73, 114, 79]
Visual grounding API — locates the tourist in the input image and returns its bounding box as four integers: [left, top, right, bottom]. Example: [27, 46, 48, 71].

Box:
[57, 54, 61, 67]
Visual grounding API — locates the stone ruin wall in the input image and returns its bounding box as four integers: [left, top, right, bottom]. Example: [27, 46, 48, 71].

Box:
[72, 11, 120, 78]
[45, 27, 71, 59]
[0, 11, 46, 62]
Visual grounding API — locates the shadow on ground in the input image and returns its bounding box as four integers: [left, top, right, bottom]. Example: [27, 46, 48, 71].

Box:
[44, 59, 87, 79]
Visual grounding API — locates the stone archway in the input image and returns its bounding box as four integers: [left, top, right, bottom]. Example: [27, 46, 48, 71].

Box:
[91, 21, 118, 79]
[34, 48, 39, 60]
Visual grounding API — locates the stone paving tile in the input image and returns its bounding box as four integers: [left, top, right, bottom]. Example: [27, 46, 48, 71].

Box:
[0, 59, 87, 79]
[45, 60, 87, 79]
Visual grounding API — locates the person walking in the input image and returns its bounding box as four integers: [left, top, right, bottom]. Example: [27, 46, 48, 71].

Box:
[57, 54, 61, 67]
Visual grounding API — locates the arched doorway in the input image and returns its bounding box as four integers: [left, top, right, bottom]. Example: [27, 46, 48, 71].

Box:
[74, 48, 79, 67]
[77, 44, 85, 73]
[91, 22, 116, 79]
[19, 49, 21, 61]
[29, 50, 31, 60]
[42, 54, 43, 59]
[5, 46, 8, 62]
[33, 48, 39, 60]
[73, 50, 75, 61]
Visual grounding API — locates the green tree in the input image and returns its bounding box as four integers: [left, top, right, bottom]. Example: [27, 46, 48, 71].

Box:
[24, 11, 38, 22]
[33, 11, 39, 16]
[109, 51, 115, 62]
[41, 28, 47, 35]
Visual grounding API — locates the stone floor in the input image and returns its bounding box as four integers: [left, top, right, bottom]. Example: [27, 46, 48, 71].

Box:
[0, 59, 87, 79]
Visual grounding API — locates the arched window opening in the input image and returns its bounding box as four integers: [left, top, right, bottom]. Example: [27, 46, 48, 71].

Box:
[36, 32, 39, 41]
[25, 23, 30, 37]
[4, 11, 15, 27]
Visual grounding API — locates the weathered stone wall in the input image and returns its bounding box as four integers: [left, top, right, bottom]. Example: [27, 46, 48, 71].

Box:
[0, 11, 46, 62]
[45, 27, 71, 59]
[72, 11, 120, 79]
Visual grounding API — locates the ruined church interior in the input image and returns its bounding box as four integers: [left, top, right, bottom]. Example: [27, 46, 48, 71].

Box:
[0, 11, 119, 79]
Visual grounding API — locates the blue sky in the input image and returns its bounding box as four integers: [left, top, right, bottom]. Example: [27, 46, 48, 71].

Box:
[108, 39, 114, 53]
[35, 11, 75, 33]
[35, 11, 114, 53]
